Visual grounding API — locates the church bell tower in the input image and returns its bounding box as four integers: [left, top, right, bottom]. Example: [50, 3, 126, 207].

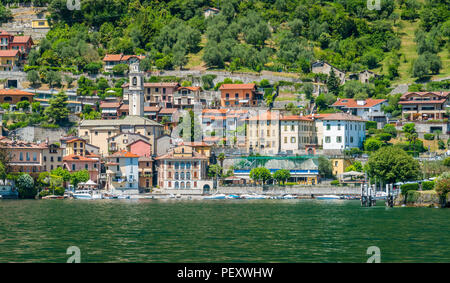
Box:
[128, 61, 144, 116]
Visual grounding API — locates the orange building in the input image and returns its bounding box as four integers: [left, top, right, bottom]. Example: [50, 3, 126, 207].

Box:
[219, 84, 262, 107]
[0, 89, 34, 105]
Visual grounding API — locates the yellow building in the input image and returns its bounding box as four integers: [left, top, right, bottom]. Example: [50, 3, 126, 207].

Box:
[64, 138, 87, 157]
[79, 116, 164, 156]
[0, 50, 19, 71]
[331, 158, 352, 176]
[180, 142, 212, 158]
[32, 19, 50, 29]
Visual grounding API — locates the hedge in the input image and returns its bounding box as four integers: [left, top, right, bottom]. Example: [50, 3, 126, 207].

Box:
[422, 181, 435, 191]
[331, 180, 340, 186]
[424, 133, 435, 140]
[366, 121, 377, 130]
[401, 183, 419, 195]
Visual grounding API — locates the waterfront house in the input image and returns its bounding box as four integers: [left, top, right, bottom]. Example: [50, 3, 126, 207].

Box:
[105, 150, 140, 194]
[42, 142, 64, 172]
[280, 115, 317, 155]
[246, 111, 281, 155]
[219, 83, 263, 107]
[63, 154, 100, 184]
[155, 145, 212, 192]
[138, 156, 153, 189]
[63, 137, 87, 157]
[320, 113, 366, 155]
[0, 140, 46, 178]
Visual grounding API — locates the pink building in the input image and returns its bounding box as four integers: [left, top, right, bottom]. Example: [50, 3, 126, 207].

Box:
[127, 139, 152, 158]
[63, 154, 100, 183]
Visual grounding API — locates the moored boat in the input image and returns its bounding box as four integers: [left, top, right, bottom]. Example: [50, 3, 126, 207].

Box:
[203, 194, 226, 199]
[316, 195, 341, 200]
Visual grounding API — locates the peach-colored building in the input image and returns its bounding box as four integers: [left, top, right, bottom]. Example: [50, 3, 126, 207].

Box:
[63, 154, 100, 183]
[0, 139, 46, 178]
[219, 84, 262, 107]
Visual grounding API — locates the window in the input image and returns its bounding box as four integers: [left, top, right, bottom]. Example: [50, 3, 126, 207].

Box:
[26, 152, 30, 161]
[291, 137, 296, 143]
[350, 137, 354, 143]
[175, 181, 179, 189]
[186, 182, 191, 189]
[175, 172, 179, 180]
[186, 172, 191, 180]
[20, 152, 23, 161]
[85, 164, 88, 170]
[284, 137, 287, 143]
[291, 125, 295, 131]
[325, 136, 331, 143]
[338, 124, 341, 130]
[336, 136, 342, 143]
[72, 164, 76, 171]
[95, 131, 98, 136]
[326, 124, 331, 130]
[44, 156, 47, 162]
[50, 156, 54, 162]
[58, 157, 61, 162]
[180, 172, 185, 180]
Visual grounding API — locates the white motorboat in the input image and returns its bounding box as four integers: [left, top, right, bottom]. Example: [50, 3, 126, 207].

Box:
[72, 190, 102, 200]
[282, 194, 296, 199]
[203, 194, 226, 199]
[241, 194, 269, 199]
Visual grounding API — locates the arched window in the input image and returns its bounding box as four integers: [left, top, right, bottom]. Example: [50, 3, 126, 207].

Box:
[132, 77, 137, 86]
[175, 162, 179, 169]
[186, 182, 191, 189]
[180, 182, 185, 189]
[180, 162, 185, 169]
[3, 96, 12, 102]
[186, 162, 191, 169]
[20, 97, 29, 101]
[175, 172, 179, 180]
[186, 172, 190, 180]
[180, 172, 185, 180]
[175, 181, 179, 189]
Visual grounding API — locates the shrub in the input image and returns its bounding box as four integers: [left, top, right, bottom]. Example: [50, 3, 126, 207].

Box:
[438, 140, 445, 150]
[366, 121, 377, 130]
[330, 180, 340, 186]
[422, 181, 435, 191]
[401, 183, 419, 195]
[444, 157, 450, 167]
[424, 133, 435, 140]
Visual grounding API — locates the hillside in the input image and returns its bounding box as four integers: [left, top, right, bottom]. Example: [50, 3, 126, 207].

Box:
[1, 0, 449, 92]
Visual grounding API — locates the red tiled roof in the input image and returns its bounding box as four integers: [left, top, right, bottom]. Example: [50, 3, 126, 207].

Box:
[281, 115, 313, 121]
[12, 36, 32, 44]
[100, 102, 121, 108]
[144, 106, 161, 112]
[398, 99, 447, 105]
[0, 50, 19, 57]
[178, 86, 201, 91]
[63, 154, 98, 162]
[247, 112, 280, 121]
[401, 91, 449, 99]
[159, 108, 178, 114]
[202, 109, 228, 114]
[109, 150, 140, 158]
[66, 138, 85, 143]
[0, 30, 12, 36]
[332, 98, 387, 108]
[119, 104, 129, 111]
[219, 83, 256, 90]
[155, 147, 208, 160]
[0, 89, 34, 95]
[103, 53, 123, 62]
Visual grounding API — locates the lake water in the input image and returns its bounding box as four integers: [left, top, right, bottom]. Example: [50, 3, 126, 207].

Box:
[0, 199, 449, 263]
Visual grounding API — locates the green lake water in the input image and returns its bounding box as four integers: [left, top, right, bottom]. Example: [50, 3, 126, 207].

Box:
[0, 199, 449, 263]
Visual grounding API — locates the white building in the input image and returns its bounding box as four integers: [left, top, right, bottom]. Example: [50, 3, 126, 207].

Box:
[105, 150, 140, 195]
[128, 61, 144, 117]
[320, 113, 366, 154]
[332, 98, 388, 125]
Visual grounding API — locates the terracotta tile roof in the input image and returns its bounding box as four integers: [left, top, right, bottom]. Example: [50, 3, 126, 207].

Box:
[304, 113, 334, 120]
[247, 111, 280, 121]
[400, 91, 450, 99]
[121, 55, 146, 61]
[155, 147, 208, 160]
[119, 104, 129, 111]
[103, 53, 123, 62]
[0, 140, 47, 149]
[109, 150, 140, 158]
[332, 98, 387, 108]
[144, 106, 161, 112]
[63, 154, 98, 162]
[0, 89, 34, 95]
[281, 115, 313, 121]
[219, 83, 256, 90]
[121, 82, 180, 88]
[319, 113, 365, 122]
[398, 99, 447, 105]
[66, 138, 85, 143]
[100, 102, 121, 108]
[178, 86, 201, 91]
[0, 50, 19, 57]
[159, 108, 178, 114]
[0, 30, 12, 36]
[202, 109, 228, 114]
[12, 36, 32, 44]
[180, 141, 210, 147]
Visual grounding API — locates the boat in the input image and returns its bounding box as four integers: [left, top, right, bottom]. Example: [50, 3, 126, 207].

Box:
[240, 194, 269, 199]
[72, 190, 102, 200]
[282, 194, 296, 199]
[315, 195, 341, 200]
[42, 195, 65, 199]
[203, 194, 226, 199]
[225, 194, 240, 199]
[117, 195, 131, 199]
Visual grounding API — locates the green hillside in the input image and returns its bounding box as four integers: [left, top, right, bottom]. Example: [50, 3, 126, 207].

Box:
[1, 0, 449, 88]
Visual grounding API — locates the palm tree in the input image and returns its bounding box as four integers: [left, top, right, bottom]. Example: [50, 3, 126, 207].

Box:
[217, 153, 225, 168]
